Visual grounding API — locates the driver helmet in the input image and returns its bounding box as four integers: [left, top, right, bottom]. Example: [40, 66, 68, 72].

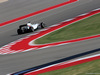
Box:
[27, 21, 32, 27]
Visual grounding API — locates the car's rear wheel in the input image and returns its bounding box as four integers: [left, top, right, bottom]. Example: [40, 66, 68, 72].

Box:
[17, 29, 23, 34]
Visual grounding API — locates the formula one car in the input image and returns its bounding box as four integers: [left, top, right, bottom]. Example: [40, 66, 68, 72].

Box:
[17, 22, 45, 34]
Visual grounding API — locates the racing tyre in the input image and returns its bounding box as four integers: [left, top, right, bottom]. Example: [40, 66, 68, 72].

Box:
[29, 27, 34, 32]
[40, 22, 45, 28]
[17, 29, 23, 35]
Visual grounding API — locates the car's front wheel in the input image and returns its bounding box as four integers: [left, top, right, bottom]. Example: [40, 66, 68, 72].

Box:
[40, 22, 45, 28]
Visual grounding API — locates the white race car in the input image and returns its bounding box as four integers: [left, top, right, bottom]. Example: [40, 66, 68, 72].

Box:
[17, 22, 45, 34]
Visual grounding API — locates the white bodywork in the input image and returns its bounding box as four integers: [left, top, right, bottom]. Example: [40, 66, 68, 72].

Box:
[27, 23, 39, 29]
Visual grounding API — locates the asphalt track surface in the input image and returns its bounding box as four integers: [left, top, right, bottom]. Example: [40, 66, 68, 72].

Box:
[0, 0, 100, 75]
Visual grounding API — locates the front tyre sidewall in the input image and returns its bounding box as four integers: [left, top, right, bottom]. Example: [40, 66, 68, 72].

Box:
[40, 23, 45, 28]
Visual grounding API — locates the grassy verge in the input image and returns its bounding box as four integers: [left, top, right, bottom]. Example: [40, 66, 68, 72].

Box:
[39, 59, 100, 75]
[35, 13, 100, 44]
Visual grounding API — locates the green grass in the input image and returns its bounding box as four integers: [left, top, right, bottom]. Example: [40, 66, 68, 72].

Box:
[35, 13, 100, 44]
[39, 59, 100, 75]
